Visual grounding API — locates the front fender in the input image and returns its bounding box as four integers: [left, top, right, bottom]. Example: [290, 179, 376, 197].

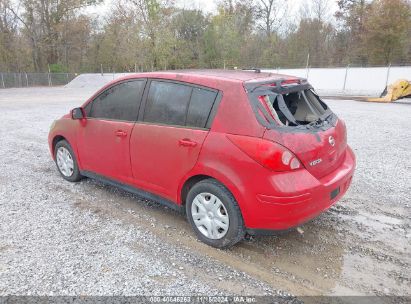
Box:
[48, 118, 80, 166]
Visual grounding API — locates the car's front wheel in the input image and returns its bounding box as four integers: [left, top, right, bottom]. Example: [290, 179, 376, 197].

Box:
[186, 179, 245, 248]
[54, 140, 83, 182]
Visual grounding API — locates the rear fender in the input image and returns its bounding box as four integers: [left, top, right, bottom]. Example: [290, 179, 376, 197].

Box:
[177, 164, 245, 210]
[177, 132, 255, 219]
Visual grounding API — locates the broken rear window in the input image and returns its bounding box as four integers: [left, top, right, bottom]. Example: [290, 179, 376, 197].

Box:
[249, 86, 332, 129]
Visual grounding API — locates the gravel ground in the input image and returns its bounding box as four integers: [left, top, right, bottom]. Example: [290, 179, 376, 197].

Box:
[0, 87, 410, 297]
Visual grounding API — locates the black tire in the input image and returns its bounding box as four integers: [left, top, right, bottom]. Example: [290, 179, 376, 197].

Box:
[186, 178, 245, 248]
[54, 140, 83, 182]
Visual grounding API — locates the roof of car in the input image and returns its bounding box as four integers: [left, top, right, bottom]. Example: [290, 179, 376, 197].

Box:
[168, 69, 298, 81]
[121, 69, 300, 83]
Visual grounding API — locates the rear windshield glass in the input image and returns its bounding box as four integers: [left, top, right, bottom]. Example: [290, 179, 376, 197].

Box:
[256, 89, 329, 127]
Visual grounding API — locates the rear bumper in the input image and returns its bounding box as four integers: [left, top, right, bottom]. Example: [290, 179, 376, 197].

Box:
[244, 146, 356, 232]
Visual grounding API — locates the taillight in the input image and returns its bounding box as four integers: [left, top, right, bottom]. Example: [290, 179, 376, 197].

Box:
[227, 135, 302, 171]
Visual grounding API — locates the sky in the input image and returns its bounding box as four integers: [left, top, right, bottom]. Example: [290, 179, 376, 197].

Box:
[84, 0, 339, 21]
[177, 0, 217, 12]
[84, 0, 217, 16]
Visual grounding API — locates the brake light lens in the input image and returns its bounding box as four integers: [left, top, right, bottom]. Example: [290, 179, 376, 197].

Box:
[260, 78, 303, 87]
[281, 79, 301, 86]
[227, 135, 302, 171]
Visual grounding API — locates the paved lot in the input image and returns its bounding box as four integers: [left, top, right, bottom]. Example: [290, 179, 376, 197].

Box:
[0, 87, 410, 297]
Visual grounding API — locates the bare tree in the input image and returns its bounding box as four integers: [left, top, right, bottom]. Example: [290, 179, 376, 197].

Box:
[0, 0, 19, 70]
[6, 0, 101, 71]
[256, 0, 288, 37]
[127, 0, 174, 70]
[1, 0, 410, 72]
[300, 0, 331, 23]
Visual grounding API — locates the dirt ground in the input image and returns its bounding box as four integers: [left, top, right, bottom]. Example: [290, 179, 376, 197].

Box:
[0, 87, 410, 298]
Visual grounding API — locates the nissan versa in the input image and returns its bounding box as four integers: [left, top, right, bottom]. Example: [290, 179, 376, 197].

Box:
[48, 70, 356, 248]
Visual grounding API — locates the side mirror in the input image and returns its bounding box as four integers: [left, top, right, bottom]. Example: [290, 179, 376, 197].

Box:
[72, 107, 85, 120]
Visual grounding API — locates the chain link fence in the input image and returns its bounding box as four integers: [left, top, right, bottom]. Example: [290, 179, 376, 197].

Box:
[0, 73, 77, 89]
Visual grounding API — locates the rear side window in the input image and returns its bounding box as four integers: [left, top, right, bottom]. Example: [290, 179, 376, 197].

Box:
[88, 80, 145, 121]
[186, 88, 217, 128]
[144, 81, 218, 128]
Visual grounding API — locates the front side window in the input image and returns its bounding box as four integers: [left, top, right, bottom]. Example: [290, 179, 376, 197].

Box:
[88, 80, 146, 121]
[143, 80, 218, 128]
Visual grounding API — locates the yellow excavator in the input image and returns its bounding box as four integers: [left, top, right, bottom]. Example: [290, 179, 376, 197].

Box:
[367, 79, 411, 102]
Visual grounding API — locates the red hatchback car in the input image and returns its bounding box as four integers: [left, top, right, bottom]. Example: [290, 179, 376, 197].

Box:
[49, 70, 355, 248]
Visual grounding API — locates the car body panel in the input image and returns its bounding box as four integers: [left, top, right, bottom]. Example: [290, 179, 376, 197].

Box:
[130, 123, 208, 202]
[48, 115, 79, 161]
[76, 119, 135, 184]
[183, 132, 355, 230]
[263, 119, 348, 179]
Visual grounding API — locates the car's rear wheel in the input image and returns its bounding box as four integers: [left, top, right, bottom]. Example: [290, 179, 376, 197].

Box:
[186, 179, 245, 248]
[54, 140, 83, 182]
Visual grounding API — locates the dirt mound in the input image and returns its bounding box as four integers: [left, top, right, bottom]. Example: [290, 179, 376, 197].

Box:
[65, 73, 132, 88]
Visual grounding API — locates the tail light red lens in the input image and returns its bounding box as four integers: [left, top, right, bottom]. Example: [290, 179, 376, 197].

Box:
[260, 79, 303, 87]
[227, 135, 302, 171]
[281, 79, 300, 86]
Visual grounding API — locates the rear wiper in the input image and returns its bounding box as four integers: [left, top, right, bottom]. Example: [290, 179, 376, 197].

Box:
[319, 112, 334, 123]
[307, 112, 333, 128]
[308, 118, 323, 127]
[322, 112, 333, 121]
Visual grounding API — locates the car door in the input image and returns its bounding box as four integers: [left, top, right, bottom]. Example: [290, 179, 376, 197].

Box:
[130, 80, 219, 202]
[77, 79, 146, 184]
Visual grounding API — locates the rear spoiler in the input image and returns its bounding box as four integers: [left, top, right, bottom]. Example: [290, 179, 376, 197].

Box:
[244, 78, 311, 95]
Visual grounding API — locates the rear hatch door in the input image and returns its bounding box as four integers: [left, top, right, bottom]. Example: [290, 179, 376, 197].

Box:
[263, 119, 347, 179]
[246, 80, 347, 179]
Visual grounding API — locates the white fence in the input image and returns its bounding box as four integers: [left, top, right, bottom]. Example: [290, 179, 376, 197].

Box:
[62, 67, 411, 96]
[263, 66, 411, 96]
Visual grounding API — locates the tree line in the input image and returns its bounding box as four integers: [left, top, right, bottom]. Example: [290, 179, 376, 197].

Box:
[0, 0, 410, 73]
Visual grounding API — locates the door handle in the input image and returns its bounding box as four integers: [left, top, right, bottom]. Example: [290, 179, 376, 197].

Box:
[178, 138, 198, 147]
[115, 130, 128, 137]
